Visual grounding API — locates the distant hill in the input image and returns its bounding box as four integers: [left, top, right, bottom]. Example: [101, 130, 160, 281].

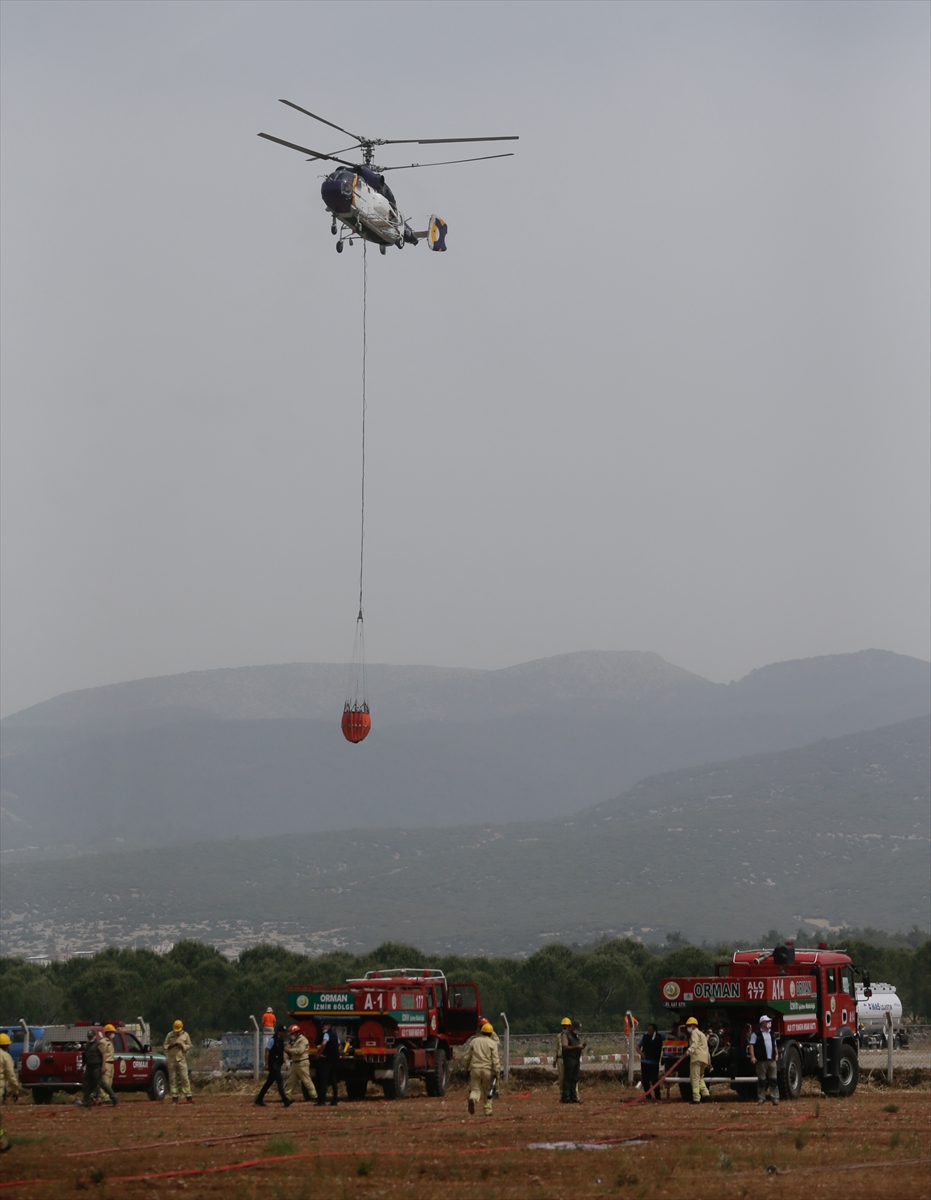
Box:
[0, 649, 927, 858]
[2, 717, 927, 958]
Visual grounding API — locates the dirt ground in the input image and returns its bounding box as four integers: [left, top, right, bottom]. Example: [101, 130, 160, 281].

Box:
[1, 1072, 928, 1199]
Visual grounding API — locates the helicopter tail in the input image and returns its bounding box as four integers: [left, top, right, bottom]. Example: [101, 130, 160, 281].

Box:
[411, 216, 448, 250]
[427, 215, 447, 251]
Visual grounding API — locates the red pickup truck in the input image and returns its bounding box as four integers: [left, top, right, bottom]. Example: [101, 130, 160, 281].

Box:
[18, 1021, 169, 1104]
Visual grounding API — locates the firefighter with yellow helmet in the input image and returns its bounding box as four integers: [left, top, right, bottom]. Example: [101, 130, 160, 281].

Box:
[555, 1017, 582, 1102]
[163, 1020, 194, 1103]
[0, 1032, 26, 1153]
[559, 1017, 585, 1104]
[460, 1021, 500, 1116]
[685, 1017, 710, 1103]
[96, 1024, 118, 1106]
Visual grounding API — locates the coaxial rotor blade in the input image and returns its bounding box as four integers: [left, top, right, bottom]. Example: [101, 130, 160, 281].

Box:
[258, 133, 358, 167]
[278, 99, 362, 141]
[382, 136, 519, 145]
[381, 152, 515, 171]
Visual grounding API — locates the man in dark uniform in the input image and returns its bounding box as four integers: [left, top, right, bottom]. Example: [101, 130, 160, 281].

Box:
[255, 1025, 292, 1106]
[638, 1023, 664, 1100]
[560, 1018, 585, 1104]
[78, 1030, 102, 1108]
[315, 1022, 341, 1107]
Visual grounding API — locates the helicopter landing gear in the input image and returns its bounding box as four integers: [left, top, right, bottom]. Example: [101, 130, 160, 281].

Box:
[379, 244, 387, 256]
[331, 220, 337, 235]
[336, 240, 343, 253]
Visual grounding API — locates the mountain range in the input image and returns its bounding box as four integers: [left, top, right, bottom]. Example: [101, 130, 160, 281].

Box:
[1, 649, 928, 860]
[2, 716, 927, 958]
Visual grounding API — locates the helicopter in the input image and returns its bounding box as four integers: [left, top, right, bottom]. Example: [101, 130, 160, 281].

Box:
[259, 100, 518, 254]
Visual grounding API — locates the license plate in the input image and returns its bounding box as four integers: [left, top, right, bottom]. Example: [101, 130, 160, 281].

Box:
[39, 1076, 63, 1083]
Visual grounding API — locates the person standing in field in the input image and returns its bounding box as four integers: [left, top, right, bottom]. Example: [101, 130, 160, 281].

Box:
[560, 1017, 585, 1104]
[748, 1014, 779, 1105]
[554, 1017, 581, 1102]
[0, 1031, 26, 1152]
[315, 1022, 341, 1107]
[285, 1025, 317, 1103]
[685, 1017, 710, 1104]
[77, 1030, 103, 1108]
[163, 1020, 194, 1103]
[262, 1007, 276, 1059]
[96, 1025, 118, 1106]
[638, 1023, 664, 1101]
[462, 1021, 500, 1116]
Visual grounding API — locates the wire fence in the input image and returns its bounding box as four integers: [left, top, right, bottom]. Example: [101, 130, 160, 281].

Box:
[506, 1027, 931, 1073]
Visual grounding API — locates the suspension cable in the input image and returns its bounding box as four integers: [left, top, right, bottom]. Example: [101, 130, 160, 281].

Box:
[359, 240, 367, 620]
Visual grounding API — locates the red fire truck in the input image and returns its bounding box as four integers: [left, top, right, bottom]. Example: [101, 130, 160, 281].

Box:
[660, 944, 860, 1100]
[286, 968, 482, 1099]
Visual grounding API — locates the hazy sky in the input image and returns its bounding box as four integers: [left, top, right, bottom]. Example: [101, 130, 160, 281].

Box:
[2, 0, 929, 718]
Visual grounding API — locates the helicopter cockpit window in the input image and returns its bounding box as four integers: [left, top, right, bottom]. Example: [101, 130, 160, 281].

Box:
[382, 183, 396, 207]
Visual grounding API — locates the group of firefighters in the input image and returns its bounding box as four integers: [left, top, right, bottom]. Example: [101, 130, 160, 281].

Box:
[254, 1010, 341, 1107]
[0, 1008, 784, 1147]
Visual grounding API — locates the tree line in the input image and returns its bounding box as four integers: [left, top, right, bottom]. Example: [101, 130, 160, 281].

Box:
[1, 932, 928, 1043]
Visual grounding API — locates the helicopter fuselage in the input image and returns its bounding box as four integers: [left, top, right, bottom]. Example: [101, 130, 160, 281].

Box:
[321, 165, 417, 249]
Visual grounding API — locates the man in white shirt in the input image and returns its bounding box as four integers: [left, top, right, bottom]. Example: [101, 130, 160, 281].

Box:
[748, 1015, 779, 1105]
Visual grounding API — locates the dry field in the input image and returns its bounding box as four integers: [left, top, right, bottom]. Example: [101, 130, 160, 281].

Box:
[1, 1073, 928, 1199]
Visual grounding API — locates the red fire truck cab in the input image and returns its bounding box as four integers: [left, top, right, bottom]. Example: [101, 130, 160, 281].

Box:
[660, 945, 860, 1100]
[287, 968, 482, 1100]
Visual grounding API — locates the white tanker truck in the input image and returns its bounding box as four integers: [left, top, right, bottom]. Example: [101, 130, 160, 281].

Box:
[855, 980, 905, 1048]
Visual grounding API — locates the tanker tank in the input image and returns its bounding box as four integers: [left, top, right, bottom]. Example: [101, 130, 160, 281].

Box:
[855, 982, 902, 1032]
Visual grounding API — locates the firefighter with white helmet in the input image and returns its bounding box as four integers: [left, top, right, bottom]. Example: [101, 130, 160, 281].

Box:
[460, 1021, 500, 1116]
[685, 1017, 710, 1104]
[0, 1032, 25, 1153]
[284, 1024, 317, 1103]
[163, 1020, 194, 1103]
[748, 1014, 779, 1105]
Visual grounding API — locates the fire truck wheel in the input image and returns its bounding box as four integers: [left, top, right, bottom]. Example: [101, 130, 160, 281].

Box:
[425, 1048, 448, 1097]
[778, 1044, 803, 1100]
[382, 1050, 409, 1100]
[31, 1088, 54, 1105]
[836, 1043, 858, 1097]
[345, 1077, 368, 1101]
[148, 1069, 169, 1102]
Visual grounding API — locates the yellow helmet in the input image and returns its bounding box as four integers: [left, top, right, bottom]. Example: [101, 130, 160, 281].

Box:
[0, 1033, 10, 1046]
[560, 1017, 572, 1026]
[103, 1024, 116, 1033]
[686, 1017, 698, 1026]
[173, 1020, 183, 1032]
[480, 1022, 494, 1034]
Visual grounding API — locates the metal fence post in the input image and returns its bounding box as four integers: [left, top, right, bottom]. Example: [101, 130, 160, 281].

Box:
[250, 1015, 260, 1082]
[625, 1012, 636, 1086]
[886, 1011, 893, 1082]
[500, 1013, 510, 1081]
